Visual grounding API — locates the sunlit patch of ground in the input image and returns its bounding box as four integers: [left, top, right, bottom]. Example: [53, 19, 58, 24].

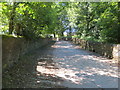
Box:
[51, 45, 73, 49]
[36, 58, 118, 87]
[36, 41, 118, 88]
[37, 66, 82, 84]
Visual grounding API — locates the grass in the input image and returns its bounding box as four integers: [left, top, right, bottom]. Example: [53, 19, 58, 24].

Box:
[1, 34, 23, 39]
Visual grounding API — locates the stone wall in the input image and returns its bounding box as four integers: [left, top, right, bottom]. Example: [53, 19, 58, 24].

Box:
[72, 38, 120, 60]
[2, 35, 53, 70]
[113, 44, 120, 60]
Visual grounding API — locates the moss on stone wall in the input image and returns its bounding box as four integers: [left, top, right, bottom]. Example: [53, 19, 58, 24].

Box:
[72, 38, 120, 60]
[2, 35, 53, 71]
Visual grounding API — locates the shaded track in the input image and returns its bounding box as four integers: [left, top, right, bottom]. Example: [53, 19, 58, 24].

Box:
[3, 41, 118, 88]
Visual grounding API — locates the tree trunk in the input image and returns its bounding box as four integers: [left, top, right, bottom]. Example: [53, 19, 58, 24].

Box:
[86, 2, 90, 36]
[61, 31, 64, 37]
[118, 2, 120, 43]
[53, 33, 56, 38]
[9, 19, 14, 34]
[69, 26, 72, 37]
[9, 2, 18, 34]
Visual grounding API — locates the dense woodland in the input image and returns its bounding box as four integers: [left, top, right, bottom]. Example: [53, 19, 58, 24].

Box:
[0, 2, 120, 43]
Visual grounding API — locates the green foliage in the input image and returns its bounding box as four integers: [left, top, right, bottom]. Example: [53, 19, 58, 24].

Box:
[0, 2, 119, 43]
[1, 2, 58, 39]
[70, 2, 119, 43]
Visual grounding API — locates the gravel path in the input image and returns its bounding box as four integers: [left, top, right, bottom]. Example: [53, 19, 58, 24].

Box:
[46, 41, 118, 88]
[3, 41, 118, 88]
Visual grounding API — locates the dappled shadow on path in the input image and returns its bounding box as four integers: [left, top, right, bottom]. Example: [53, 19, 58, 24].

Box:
[36, 41, 118, 88]
[36, 57, 118, 88]
[2, 41, 118, 88]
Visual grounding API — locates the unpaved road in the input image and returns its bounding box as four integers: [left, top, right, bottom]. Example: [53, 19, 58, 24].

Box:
[3, 41, 118, 88]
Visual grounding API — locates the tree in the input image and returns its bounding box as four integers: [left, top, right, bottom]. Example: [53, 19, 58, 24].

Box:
[1, 2, 119, 43]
